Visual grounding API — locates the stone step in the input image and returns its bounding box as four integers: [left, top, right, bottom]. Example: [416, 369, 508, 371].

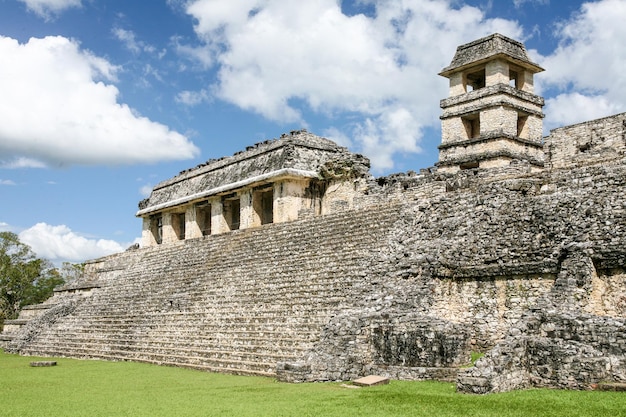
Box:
[51, 317, 324, 331]
[85, 288, 345, 312]
[73, 320, 324, 331]
[22, 303, 58, 310]
[20, 345, 288, 376]
[88, 285, 350, 300]
[31, 332, 318, 350]
[4, 319, 29, 326]
[77, 311, 331, 322]
[22, 340, 306, 361]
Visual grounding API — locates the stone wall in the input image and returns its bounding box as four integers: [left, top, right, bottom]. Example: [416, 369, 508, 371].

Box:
[457, 248, 626, 393]
[546, 112, 626, 169]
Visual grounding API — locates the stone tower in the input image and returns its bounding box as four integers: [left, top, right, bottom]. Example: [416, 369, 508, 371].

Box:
[437, 33, 545, 172]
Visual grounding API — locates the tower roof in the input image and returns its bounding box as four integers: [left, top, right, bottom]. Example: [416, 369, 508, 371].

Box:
[439, 33, 544, 77]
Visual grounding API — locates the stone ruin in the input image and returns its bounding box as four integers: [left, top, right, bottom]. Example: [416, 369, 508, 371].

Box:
[2, 34, 626, 394]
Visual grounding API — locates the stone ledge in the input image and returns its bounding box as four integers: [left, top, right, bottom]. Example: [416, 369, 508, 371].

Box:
[353, 375, 390, 387]
[30, 361, 57, 367]
[4, 319, 28, 326]
[22, 304, 58, 311]
[595, 383, 626, 392]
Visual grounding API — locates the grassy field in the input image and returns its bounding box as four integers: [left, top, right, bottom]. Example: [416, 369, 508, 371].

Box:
[1, 350, 624, 417]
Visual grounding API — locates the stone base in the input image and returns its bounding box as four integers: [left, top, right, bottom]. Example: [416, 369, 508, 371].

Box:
[30, 361, 57, 367]
[595, 383, 626, 392]
[353, 375, 390, 387]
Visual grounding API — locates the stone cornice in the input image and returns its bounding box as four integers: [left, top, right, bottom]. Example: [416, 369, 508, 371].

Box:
[438, 132, 544, 150]
[136, 168, 319, 216]
[440, 84, 544, 109]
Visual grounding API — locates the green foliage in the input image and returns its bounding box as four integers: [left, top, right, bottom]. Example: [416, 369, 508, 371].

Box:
[1, 351, 625, 417]
[460, 351, 486, 368]
[471, 351, 485, 364]
[0, 232, 67, 328]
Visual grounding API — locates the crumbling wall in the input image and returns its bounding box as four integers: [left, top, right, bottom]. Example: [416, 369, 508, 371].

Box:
[457, 247, 626, 393]
[281, 160, 626, 386]
[546, 112, 626, 169]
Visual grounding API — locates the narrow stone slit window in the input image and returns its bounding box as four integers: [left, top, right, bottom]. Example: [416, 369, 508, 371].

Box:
[252, 185, 274, 226]
[173, 213, 185, 240]
[260, 189, 273, 225]
[517, 114, 529, 138]
[152, 215, 163, 244]
[462, 115, 480, 139]
[223, 196, 240, 231]
[465, 69, 485, 91]
[196, 202, 211, 236]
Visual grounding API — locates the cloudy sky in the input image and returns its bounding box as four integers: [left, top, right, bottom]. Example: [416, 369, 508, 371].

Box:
[1, 0, 625, 264]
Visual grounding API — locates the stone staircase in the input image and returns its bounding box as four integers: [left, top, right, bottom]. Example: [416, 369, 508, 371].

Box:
[1, 304, 60, 349]
[14, 202, 402, 376]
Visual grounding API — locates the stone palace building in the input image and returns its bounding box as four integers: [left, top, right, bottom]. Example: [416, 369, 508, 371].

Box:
[2, 34, 625, 393]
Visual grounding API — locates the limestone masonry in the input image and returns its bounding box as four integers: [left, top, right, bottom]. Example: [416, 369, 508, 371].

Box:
[2, 34, 625, 393]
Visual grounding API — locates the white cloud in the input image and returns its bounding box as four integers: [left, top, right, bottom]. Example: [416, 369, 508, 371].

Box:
[176, 89, 211, 106]
[139, 184, 153, 197]
[0, 179, 16, 185]
[1, 157, 47, 169]
[184, 0, 523, 172]
[0, 222, 10, 231]
[18, 0, 81, 19]
[538, 0, 626, 129]
[0, 36, 199, 167]
[18, 223, 125, 264]
[112, 27, 156, 55]
[544, 93, 621, 132]
[513, 0, 549, 7]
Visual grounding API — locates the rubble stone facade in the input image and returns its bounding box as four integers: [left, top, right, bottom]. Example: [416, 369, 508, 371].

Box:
[2, 34, 625, 394]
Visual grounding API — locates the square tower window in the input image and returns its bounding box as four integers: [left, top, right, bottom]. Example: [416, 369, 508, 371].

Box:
[462, 115, 480, 139]
[465, 69, 485, 91]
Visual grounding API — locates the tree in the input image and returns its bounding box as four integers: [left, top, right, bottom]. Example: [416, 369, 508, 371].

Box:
[0, 232, 65, 329]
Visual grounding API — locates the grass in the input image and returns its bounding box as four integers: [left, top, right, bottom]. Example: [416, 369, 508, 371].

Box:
[1, 350, 625, 417]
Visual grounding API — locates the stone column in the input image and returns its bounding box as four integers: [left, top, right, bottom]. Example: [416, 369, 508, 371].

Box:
[448, 72, 465, 96]
[486, 59, 509, 86]
[141, 217, 156, 247]
[274, 180, 307, 223]
[185, 205, 201, 240]
[211, 197, 229, 234]
[239, 189, 254, 230]
[161, 212, 176, 243]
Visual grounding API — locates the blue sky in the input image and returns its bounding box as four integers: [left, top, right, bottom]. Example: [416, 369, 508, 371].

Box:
[1, 0, 625, 264]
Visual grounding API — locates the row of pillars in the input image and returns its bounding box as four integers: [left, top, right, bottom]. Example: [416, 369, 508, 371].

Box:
[141, 179, 310, 247]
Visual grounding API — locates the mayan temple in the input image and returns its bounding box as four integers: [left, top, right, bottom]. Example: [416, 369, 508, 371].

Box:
[2, 34, 626, 394]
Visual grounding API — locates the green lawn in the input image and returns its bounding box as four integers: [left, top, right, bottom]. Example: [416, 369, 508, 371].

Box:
[1, 350, 624, 417]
